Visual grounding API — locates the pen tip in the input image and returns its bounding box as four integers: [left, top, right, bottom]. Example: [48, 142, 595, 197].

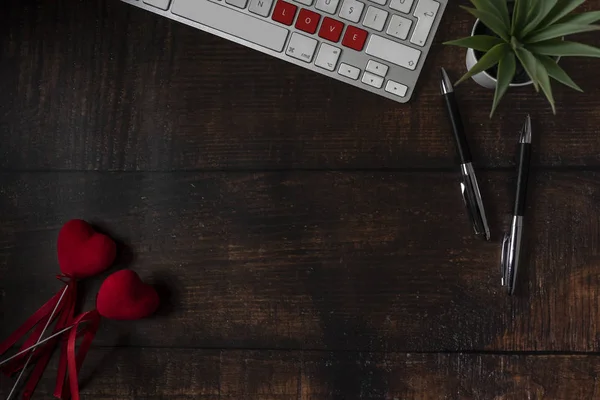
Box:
[520, 115, 532, 144]
[440, 68, 453, 95]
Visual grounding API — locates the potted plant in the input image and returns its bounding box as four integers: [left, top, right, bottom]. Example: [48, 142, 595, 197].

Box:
[445, 0, 600, 117]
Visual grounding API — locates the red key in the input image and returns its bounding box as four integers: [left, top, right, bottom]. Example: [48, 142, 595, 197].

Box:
[342, 26, 368, 51]
[295, 9, 321, 34]
[272, 0, 298, 26]
[318, 17, 344, 42]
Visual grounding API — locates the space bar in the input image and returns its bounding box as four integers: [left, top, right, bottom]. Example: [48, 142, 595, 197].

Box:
[171, 0, 289, 52]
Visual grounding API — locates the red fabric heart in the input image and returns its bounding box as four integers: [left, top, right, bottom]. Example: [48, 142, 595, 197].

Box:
[96, 270, 160, 320]
[58, 219, 117, 279]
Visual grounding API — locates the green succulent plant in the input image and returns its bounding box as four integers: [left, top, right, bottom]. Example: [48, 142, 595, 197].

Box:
[445, 0, 600, 117]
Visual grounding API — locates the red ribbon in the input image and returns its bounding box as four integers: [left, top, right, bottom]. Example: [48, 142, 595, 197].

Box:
[49, 281, 78, 400]
[0, 276, 78, 399]
[55, 310, 101, 400]
[0, 284, 63, 361]
[24, 279, 78, 400]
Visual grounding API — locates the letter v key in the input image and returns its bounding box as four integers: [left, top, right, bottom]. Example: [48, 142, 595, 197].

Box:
[318, 17, 344, 42]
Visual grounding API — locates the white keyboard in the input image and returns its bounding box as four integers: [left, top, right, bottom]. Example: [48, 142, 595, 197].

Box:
[122, 0, 446, 103]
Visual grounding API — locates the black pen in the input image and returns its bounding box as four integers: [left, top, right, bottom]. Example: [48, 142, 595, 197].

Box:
[501, 115, 532, 295]
[440, 68, 490, 241]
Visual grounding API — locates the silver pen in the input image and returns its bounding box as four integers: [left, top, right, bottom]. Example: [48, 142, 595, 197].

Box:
[501, 115, 532, 295]
[440, 68, 490, 240]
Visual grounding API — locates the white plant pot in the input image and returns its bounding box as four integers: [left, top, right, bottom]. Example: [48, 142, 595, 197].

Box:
[465, 19, 533, 89]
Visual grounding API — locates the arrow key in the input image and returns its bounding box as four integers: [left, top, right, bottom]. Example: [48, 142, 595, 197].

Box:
[361, 71, 384, 88]
[385, 79, 408, 97]
[366, 60, 389, 76]
[337, 62, 360, 80]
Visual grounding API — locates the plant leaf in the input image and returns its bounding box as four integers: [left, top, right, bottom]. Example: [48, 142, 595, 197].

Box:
[557, 11, 600, 25]
[488, 0, 511, 27]
[469, 0, 499, 15]
[537, 55, 583, 92]
[527, 40, 600, 57]
[444, 35, 505, 52]
[538, 0, 586, 28]
[535, 59, 556, 114]
[526, 23, 600, 43]
[522, 0, 559, 36]
[455, 43, 509, 86]
[525, 0, 542, 23]
[512, 0, 531, 35]
[461, 6, 510, 42]
[514, 47, 540, 91]
[490, 52, 516, 117]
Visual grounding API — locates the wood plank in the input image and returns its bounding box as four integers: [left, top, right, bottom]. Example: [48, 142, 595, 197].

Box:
[1, 0, 600, 171]
[2, 349, 600, 399]
[1, 171, 599, 352]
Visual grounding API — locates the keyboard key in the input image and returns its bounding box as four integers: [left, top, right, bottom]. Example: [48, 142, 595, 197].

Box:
[362, 6, 388, 31]
[133, 0, 445, 105]
[342, 26, 368, 51]
[361, 71, 384, 88]
[143, 0, 172, 10]
[172, 0, 289, 52]
[338, 63, 360, 79]
[411, 0, 439, 47]
[272, 0, 298, 25]
[318, 17, 344, 42]
[249, 0, 274, 16]
[389, 0, 413, 13]
[315, 0, 340, 14]
[366, 60, 388, 76]
[338, 0, 364, 23]
[365, 34, 421, 70]
[315, 43, 342, 71]
[286, 32, 318, 62]
[296, 9, 321, 34]
[226, 0, 248, 9]
[386, 14, 412, 40]
[385, 80, 408, 97]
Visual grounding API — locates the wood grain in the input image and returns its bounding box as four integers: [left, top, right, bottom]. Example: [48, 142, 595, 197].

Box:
[2, 349, 600, 399]
[1, 171, 599, 352]
[3, 0, 600, 398]
[1, 0, 600, 171]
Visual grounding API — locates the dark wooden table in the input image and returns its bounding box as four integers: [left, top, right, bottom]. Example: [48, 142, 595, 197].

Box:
[2, 0, 600, 398]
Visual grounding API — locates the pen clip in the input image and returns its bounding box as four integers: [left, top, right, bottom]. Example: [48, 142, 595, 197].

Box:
[500, 232, 511, 288]
[501, 217, 523, 295]
[460, 180, 480, 235]
[459, 163, 490, 240]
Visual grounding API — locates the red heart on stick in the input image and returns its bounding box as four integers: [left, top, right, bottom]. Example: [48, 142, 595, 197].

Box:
[58, 219, 117, 279]
[96, 269, 160, 320]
